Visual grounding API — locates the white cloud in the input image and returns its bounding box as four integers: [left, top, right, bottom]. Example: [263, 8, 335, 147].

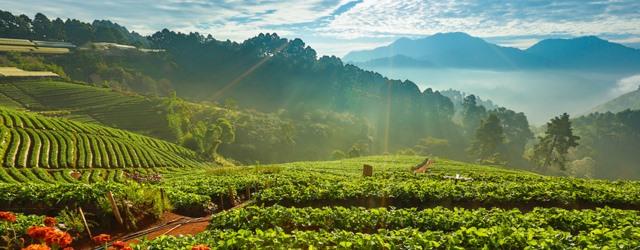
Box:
[610, 74, 640, 97]
[3, 0, 640, 56]
[322, 0, 640, 40]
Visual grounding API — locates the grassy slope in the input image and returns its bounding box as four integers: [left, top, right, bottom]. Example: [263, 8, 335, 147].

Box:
[0, 80, 174, 139]
[0, 106, 203, 173]
[592, 87, 640, 113]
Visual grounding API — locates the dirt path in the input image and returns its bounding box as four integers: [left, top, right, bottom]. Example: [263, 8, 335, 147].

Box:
[120, 200, 253, 245]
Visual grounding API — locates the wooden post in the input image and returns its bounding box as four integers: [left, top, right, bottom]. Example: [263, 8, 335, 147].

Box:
[228, 187, 236, 207]
[363, 164, 373, 177]
[160, 188, 166, 211]
[107, 191, 124, 225]
[78, 207, 92, 238]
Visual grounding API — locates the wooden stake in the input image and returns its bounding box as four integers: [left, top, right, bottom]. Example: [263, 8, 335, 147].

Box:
[363, 164, 373, 177]
[228, 187, 236, 207]
[107, 191, 124, 225]
[78, 207, 92, 238]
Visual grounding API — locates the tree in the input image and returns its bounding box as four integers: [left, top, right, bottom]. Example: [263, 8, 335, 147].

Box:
[533, 113, 580, 170]
[468, 114, 505, 163]
[32, 13, 51, 40]
[461, 95, 487, 136]
[64, 19, 94, 45]
[491, 108, 533, 163]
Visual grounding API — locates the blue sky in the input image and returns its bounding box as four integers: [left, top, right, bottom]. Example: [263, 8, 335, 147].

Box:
[3, 0, 640, 57]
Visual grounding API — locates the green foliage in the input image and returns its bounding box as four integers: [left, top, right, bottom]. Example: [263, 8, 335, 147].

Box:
[0, 107, 202, 169]
[461, 95, 487, 136]
[533, 113, 580, 171]
[210, 206, 640, 234]
[468, 114, 505, 164]
[572, 109, 640, 179]
[0, 10, 149, 46]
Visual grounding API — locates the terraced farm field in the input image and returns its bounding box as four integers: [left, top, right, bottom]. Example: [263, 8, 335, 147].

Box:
[0, 107, 201, 170]
[0, 81, 173, 139]
[4, 155, 639, 248]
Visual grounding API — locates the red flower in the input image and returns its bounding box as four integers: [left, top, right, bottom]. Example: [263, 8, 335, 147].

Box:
[43, 228, 73, 248]
[62, 248, 74, 250]
[44, 217, 57, 227]
[27, 226, 52, 240]
[191, 244, 210, 250]
[0, 211, 17, 223]
[21, 244, 51, 250]
[92, 234, 111, 244]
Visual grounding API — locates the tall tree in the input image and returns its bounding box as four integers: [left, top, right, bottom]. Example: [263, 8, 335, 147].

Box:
[469, 114, 505, 163]
[462, 95, 487, 136]
[32, 13, 51, 40]
[533, 113, 580, 170]
[491, 107, 533, 163]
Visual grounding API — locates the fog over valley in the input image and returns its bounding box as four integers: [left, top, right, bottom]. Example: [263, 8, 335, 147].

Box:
[362, 67, 637, 124]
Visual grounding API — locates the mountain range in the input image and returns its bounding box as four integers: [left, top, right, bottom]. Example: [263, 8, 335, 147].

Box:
[344, 32, 640, 72]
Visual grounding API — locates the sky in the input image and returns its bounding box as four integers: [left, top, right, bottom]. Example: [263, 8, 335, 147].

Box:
[3, 0, 640, 57]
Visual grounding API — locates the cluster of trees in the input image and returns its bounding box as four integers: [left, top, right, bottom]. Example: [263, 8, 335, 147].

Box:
[0, 10, 149, 46]
[571, 110, 640, 179]
[459, 95, 533, 165]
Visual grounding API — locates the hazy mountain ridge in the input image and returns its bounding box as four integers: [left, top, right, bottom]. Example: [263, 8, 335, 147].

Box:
[344, 33, 640, 72]
[592, 86, 640, 113]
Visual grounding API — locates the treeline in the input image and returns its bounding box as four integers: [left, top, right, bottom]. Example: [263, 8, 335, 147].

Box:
[0, 10, 149, 46]
[571, 110, 640, 179]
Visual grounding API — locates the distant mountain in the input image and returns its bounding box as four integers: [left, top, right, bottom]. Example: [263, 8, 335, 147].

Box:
[355, 55, 434, 68]
[592, 86, 640, 113]
[344, 32, 640, 72]
[525, 36, 640, 71]
[344, 32, 545, 69]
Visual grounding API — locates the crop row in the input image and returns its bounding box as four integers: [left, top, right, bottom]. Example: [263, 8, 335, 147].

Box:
[161, 166, 640, 208]
[8, 81, 177, 140]
[254, 172, 640, 208]
[0, 107, 201, 168]
[0, 182, 209, 215]
[210, 205, 640, 234]
[0, 167, 186, 184]
[0, 106, 195, 159]
[133, 226, 640, 249]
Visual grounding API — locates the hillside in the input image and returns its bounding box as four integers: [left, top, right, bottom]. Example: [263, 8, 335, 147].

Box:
[0, 106, 202, 171]
[0, 80, 176, 140]
[344, 32, 640, 72]
[591, 86, 640, 113]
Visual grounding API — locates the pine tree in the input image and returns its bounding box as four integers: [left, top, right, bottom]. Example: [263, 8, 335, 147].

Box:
[533, 113, 580, 170]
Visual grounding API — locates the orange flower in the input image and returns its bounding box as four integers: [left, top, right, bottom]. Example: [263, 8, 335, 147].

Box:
[92, 234, 111, 244]
[27, 226, 52, 240]
[0, 211, 17, 223]
[111, 240, 131, 250]
[44, 216, 57, 227]
[191, 244, 210, 250]
[45, 230, 73, 248]
[21, 244, 51, 250]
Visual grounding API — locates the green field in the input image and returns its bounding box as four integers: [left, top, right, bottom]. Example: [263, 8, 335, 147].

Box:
[3, 155, 640, 248]
[0, 81, 174, 139]
[0, 107, 201, 170]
